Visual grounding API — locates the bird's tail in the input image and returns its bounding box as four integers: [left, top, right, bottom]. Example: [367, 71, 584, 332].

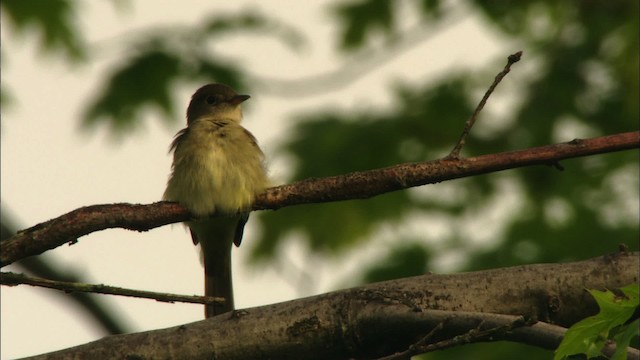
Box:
[204, 244, 234, 317]
[189, 216, 239, 318]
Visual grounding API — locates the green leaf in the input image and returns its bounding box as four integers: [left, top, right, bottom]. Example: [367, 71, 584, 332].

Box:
[611, 319, 639, 360]
[554, 285, 640, 360]
[619, 283, 639, 303]
[554, 315, 609, 359]
[589, 285, 638, 325]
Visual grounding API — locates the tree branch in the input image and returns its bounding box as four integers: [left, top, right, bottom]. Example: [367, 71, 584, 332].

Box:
[376, 315, 534, 360]
[1, 131, 637, 267]
[0, 272, 225, 306]
[448, 50, 522, 158]
[2, 215, 131, 334]
[20, 252, 638, 360]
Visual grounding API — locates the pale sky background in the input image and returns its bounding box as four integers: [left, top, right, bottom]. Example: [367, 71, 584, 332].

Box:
[1, 1, 509, 358]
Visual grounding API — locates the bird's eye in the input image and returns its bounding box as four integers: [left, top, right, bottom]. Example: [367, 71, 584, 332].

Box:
[205, 95, 219, 105]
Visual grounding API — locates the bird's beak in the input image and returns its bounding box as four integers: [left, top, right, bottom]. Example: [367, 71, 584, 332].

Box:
[229, 94, 250, 105]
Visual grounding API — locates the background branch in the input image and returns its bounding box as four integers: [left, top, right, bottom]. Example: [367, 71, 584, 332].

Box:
[2, 131, 638, 267]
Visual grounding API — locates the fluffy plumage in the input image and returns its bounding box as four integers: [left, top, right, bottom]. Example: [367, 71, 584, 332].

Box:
[163, 84, 268, 317]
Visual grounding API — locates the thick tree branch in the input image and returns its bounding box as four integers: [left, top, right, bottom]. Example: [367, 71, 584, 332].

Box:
[20, 252, 639, 360]
[1, 131, 637, 267]
[2, 131, 639, 267]
[260, 131, 639, 209]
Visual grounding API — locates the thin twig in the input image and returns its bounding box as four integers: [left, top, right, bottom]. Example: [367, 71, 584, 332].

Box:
[376, 321, 445, 360]
[447, 51, 523, 159]
[375, 316, 531, 360]
[423, 316, 529, 352]
[0, 271, 224, 305]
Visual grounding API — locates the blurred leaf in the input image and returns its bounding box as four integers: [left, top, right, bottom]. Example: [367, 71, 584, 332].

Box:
[255, 193, 411, 258]
[458, 1, 640, 276]
[3, 1, 639, 358]
[333, 0, 396, 51]
[1, 0, 87, 61]
[0, 85, 15, 111]
[418, 0, 442, 17]
[253, 78, 475, 259]
[362, 242, 429, 283]
[82, 49, 182, 134]
[81, 11, 303, 137]
[203, 11, 305, 50]
[254, 5, 639, 327]
[193, 56, 247, 92]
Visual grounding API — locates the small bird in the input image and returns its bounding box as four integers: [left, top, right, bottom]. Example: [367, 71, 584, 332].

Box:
[163, 83, 268, 317]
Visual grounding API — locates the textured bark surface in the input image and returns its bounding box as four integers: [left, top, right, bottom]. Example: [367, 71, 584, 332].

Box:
[23, 252, 638, 360]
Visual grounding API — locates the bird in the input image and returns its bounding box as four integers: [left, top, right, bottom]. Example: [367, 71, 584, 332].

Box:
[163, 83, 268, 317]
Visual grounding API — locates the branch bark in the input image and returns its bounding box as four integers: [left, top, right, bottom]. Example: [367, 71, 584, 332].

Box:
[0, 272, 225, 306]
[2, 131, 638, 267]
[20, 251, 638, 360]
